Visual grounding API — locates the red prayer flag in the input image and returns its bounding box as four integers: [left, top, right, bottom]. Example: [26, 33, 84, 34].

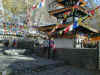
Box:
[64, 25, 70, 33]
[32, 5, 37, 10]
[90, 10, 95, 16]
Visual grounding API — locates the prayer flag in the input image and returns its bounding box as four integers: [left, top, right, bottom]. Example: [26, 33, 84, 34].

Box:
[37, 0, 45, 8]
[90, 10, 95, 16]
[73, 21, 78, 29]
[64, 24, 73, 33]
[37, 2, 42, 8]
[69, 24, 73, 31]
[32, 5, 37, 10]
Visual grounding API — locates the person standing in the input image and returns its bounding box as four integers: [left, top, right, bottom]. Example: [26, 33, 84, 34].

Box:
[13, 39, 16, 48]
[50, 38, 56, 59]
[42, 37, 49, 58]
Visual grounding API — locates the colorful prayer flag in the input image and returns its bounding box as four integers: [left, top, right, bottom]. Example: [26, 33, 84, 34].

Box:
[32, 5, 37, 10]
[64, 24, 73, 33]
[69, 24, 73, 31]
[73, 21, 78, 29]
[64, 14, 67, 18]
[38, 2, 42, 8]
[37, 0, 45, 8]
[90, 10, 95, 16]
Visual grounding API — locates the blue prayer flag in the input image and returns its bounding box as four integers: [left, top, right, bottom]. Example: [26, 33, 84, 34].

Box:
[73, 21, 78, 29]
[38, 2, 42, 8]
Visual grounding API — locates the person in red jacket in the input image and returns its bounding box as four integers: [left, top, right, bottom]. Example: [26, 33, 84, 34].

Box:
[50, 38, 56, 59]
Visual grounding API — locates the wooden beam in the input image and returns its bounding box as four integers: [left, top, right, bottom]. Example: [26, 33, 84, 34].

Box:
[90, 36, 100, 41]
[57, 0, 63, 2]
[49, 5, 89, 16]
[79, 22, 99, 33]
[38, 25, 57, 32]
[49, 8, 71, 15]
[56, 3, 64, 7]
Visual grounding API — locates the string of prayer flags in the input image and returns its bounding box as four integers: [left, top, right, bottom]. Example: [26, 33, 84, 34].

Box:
[32, 0, 45, 10]
[78, 16, 88, 24]
[88, 6, 100, 16]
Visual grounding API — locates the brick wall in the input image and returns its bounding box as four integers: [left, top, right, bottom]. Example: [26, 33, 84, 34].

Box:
[55, 39, 73, 48]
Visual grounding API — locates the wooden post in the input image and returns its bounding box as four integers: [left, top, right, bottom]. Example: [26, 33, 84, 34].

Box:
[98, 41, 100, 69]
[72, 7, 76, 48]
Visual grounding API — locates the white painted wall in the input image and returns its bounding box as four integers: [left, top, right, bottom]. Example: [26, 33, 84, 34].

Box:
[55, 39, 73, 48]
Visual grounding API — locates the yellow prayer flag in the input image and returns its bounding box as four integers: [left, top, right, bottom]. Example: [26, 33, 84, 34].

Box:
[72, 7, 74, 13]
[64, 14, 67, 18]
[78, 18, 82, 24]
[59, 31, 63, 35]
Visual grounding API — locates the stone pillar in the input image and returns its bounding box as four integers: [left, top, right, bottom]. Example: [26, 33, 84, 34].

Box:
[8, 38, 13, 48]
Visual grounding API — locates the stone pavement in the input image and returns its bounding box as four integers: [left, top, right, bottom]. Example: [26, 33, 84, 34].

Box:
[0, 54, 99, 75]
[0, 46, 99, 75]
[0, 54, 64, 75]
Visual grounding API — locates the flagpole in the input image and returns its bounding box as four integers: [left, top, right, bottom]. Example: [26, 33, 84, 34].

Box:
[72, 7, 76, 48]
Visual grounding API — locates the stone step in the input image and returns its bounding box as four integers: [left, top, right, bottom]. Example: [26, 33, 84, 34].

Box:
[3, 49, 32, 56]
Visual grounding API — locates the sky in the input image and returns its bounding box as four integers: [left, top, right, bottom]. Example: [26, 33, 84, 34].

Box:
[84, 0, 100, 8]
[89, 0, 100, 5]
[95, 0, 100, 5]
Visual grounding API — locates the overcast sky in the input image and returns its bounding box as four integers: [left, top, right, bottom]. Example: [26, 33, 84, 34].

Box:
[91, 0, 100, 5]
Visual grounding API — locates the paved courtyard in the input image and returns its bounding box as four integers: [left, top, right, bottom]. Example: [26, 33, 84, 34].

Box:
[0, 49, 99, 75]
